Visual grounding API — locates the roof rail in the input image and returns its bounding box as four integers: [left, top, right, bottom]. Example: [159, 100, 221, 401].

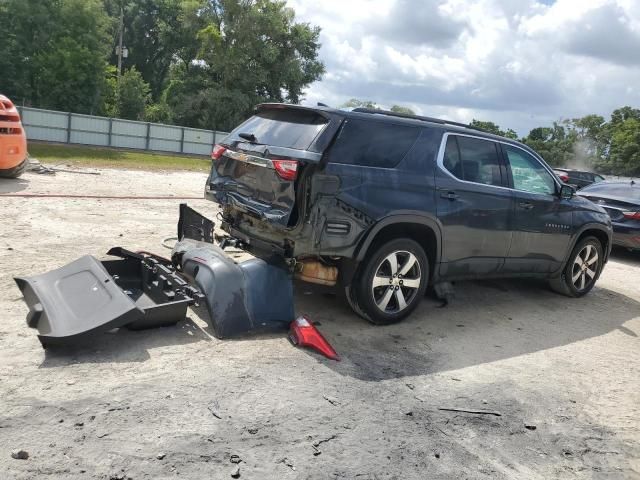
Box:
[351, 107, 487, 133]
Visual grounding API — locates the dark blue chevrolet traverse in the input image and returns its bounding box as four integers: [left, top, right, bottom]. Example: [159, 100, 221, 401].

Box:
[206, 104, 613, 324]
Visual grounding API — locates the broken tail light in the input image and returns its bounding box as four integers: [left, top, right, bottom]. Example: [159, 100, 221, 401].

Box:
[211, 144, 227, 160]
[289, 316, 339, 361]
[273, 159, 298, 181]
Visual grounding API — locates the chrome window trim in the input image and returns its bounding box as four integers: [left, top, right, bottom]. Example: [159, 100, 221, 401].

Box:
[435, 132, 561, 196]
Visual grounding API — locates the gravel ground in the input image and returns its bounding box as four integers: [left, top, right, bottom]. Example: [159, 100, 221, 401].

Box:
[1, 168, 639, 479]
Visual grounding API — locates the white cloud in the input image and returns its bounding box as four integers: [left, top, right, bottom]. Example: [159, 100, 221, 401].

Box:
[288, 0, 640, 135]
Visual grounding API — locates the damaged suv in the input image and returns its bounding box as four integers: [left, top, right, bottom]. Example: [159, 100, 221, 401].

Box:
[206, 104, 612, 325]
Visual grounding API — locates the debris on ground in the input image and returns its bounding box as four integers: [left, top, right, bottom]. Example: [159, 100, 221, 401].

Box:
[439, 407, 502, 416]
[230, 454, 242, 464]
[278, 457, 296, 471]
[433, 281, 455, 307]
[156, 453, 166, 460]
[312, 434, 338, 456]
[208, 401, 222, 419]
[289, 316, 340, 360]
[230, 465, 241, 478]
[322, 395, 341, 407]
[10, 449, 28, 460]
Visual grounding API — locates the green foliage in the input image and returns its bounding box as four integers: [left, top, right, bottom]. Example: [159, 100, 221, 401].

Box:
[341, 99, 380, 109]
[163, 0, 325, 131]
[0, 0, 110, 113]
[518, 108, 640, 176]
[0, 0, 323, 131]
[115, 68, 151, 120]
[390, 105, 415, 115]
[469, 119, 518, 139]
[144, 102, 173, 124]
[29, 143, 209, 171]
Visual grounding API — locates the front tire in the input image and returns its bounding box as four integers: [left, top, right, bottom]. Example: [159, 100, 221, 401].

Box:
[348, 238, 429, 325]
[549, 236, 604, 297]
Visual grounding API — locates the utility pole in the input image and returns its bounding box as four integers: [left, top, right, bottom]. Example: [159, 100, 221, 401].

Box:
[117, 5, 124, 82]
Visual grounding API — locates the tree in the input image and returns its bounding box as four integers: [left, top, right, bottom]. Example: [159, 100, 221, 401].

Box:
[340, 99, 380, 109]
[165, 0, 325, 131]
[607, 117, 640, 176]
[469, 119, 518, 139]
[103, 0, 189, 100]
[0, 0, 110, 113]
[115, 68, 151, 120]
[390, 105, 415, 115]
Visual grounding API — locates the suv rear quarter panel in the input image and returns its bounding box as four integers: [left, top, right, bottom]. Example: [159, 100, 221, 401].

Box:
[316, 125, 443, 257]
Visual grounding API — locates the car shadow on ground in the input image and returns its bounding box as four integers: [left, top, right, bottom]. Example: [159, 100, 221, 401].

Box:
[0, 177, 29, 194]
[39, 317, 211, 367]
[609, 246, 640, 267]
[293, 279, 640, 381]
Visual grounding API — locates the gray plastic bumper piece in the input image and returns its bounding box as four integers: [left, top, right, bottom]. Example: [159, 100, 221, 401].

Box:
[173, 239, 294, 339]
[14, 249, 196, 347]
[14, 255, 144, 347]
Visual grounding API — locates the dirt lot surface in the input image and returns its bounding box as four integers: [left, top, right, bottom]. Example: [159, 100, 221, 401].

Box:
[1, 169, 639, 479]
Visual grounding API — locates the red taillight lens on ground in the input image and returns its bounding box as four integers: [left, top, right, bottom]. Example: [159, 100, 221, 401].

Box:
[289, 315, 340, 361]
[622, 211, 640, 220]
[211, 144, 226, 160]
[272, 159, 299, 181]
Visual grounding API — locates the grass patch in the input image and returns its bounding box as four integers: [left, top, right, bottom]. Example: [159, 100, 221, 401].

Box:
[28, 143, 211, 172]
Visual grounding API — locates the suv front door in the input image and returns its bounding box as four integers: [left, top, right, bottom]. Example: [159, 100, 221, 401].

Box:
[435, 133, 513, 278]
[501, 144, 573, 273]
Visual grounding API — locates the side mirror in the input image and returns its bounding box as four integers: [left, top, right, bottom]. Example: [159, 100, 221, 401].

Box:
[560, 184, 575, 200]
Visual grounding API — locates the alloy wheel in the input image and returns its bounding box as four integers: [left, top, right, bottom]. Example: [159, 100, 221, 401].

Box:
[371, 250, 422, 314]
[571, 244, 599, 291]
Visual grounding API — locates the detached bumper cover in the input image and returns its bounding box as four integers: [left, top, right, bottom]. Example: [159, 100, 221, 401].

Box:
[173, 239, 294, 338]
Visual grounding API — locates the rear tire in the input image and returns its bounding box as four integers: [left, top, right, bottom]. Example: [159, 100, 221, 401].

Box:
[549, 236, 603, 297]
[348, 238, 429, 325]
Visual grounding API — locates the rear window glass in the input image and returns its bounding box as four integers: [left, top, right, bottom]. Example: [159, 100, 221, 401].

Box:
[225, 109, 328, 150]
[581, 183, 640, 200]
[443, 135, 503, 186]
[328, 119, 420, 168]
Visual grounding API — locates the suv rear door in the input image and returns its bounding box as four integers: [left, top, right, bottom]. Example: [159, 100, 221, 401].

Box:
[435, 133, 513, 277]
[206, 105, 340, 227]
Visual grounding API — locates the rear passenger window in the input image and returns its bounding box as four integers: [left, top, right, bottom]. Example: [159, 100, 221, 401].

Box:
[328, 119, 420, 168]
[442, 135, 503, 186]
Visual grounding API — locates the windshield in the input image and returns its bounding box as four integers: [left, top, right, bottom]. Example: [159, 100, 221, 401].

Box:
[224, 109, 328, 150]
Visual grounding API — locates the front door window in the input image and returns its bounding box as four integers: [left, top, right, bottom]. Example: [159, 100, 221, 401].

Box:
[504, 146, 556, 195]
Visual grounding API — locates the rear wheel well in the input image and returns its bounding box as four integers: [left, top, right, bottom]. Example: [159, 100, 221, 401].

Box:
[360, 223, 438, 280]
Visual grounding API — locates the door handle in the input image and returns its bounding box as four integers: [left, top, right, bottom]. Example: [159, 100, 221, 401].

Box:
[519, 201, 534, 210]
[440, 191, 459, 201]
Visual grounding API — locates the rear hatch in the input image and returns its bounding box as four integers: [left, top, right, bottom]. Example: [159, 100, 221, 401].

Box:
[206, 105, 341, 227]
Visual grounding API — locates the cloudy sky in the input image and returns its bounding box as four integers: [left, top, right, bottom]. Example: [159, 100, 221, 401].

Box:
[287, 0, 640, 135]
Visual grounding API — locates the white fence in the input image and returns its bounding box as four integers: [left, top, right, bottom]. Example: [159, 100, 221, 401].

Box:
[17, 107, 229, 156]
